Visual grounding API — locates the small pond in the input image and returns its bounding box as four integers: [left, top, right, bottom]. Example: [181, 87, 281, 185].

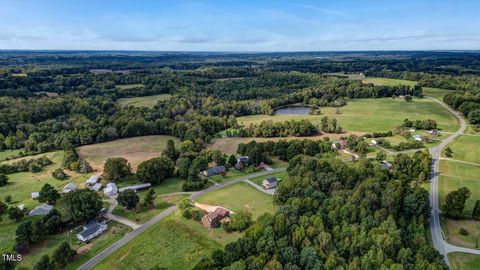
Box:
[274, 106, 311, 115]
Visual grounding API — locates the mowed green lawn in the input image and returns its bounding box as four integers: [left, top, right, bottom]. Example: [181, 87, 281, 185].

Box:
[0, 149, 23, 162]
[0, 151, 90, 209]
[439, 160, 480, 215]
[196, 182, 277, 219]
[117, 94, 172, 108]
[94, 211, 241, 270]
[443, 135, 480, 164]
[116, 84, 144, 90]
[76, 135, 179, 171]
[238, 98, 459, 133]
[449, 253, 480, 270]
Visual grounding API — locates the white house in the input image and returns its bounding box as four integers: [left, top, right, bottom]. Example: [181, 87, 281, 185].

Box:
[29, 204, 53, 216]
[103, 183, 118, 197]
[63, 182, 77, 193]
[86, 175, 99, 186]
[90, 183, 102, 192]
[31, 192, 39, 199]
[370, 139, 377, 145]
[76, 221, 108, 242]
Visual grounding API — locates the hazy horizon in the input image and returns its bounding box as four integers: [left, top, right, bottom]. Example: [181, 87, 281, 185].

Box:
[1, 0, 480, 51]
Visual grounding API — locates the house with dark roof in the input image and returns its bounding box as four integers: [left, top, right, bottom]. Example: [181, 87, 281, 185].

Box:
[237, 156, 249, 164]
[202, 166, 226, 177]
[380, 161, 392, 170]
[86, 175, 99, 186]
[201, 207, 230, 228]
[29, 204, 53, 216]
[262, 176, 278, 190]
[63, 182, 77, 193]
[76, 221, 108, 242]
[90, 183, 102, 192]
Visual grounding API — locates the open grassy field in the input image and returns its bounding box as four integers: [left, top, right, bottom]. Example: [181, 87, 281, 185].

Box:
[439, 160, 480, 215]
[250, 171, 289, 186]
[116, 84, 144, 90]
[237, 98, 459, 133]
[0, 149, 23, 162]
[0, 151, 90, 209]
[94, 211, 241, 270]
[443, 135, 480, 164]
[449, 252, 480, 270]
[366, 77, 456, 100]
[209, 132, 363, 154]
[444, 219, 480, 249]
[113, 194, 187, 224]
[196, 182, 277, 219]
[117, 94, 171, 108]
[365, 77, 417, 87]
[76, 135, 179, 171]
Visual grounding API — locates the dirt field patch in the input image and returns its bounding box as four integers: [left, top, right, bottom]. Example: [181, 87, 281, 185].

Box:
[76, 135, 180, 172]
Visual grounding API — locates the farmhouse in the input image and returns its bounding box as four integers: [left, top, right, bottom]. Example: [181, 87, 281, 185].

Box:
[29, 204, 53, 216]
[370, 139, 377, 145]
[201, 207, 230, 228]
[31, 192, 39, 199]
[427, 129, 440, 136]
[77, 221, 108, 242]
[86, 175, 99, 186]
[63, 182, 77, 193]
[104, 183, 118, 197]
[202, 166, 226, 177]
[119, 183, 152, 193]
[262, 176, 278, 190]
[90, 183, 102, 192]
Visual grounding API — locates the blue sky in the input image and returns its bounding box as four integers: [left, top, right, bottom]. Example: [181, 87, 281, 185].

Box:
[0, 0, 479, 51]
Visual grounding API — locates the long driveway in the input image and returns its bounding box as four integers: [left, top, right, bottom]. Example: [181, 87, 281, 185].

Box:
[427, 97, 480, 267]
[79, 167, 286, 270]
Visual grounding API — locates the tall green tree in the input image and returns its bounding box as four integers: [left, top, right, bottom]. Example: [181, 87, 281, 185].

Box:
[143, 188, 156, 208]
[38, 183, 60, 204]
[117, 190, 139, 210]
[58, 189, 102, 223]
[442, 187, 471, 219]
[34, 255, 53, 270]
[0, 174, 8, 186]
[52, 242, 77, 267]
[472, 200, 480, 221]
[136, 156, 175, 184]
[102, 157, 132, 182]
[162, 139, 179, 161]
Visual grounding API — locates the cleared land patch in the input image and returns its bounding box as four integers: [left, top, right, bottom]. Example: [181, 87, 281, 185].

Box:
[209, 132, 364, 154]
[444, 219, 480, 250]
[449, 252, 480, 270]
[0, 149, 23, 162]
[196, 182, 277, 219]
[76, 135, 179, 171]
[238, 98, 459, 133]
[117, 94, 171, 108]
[94, 211, 241, 270]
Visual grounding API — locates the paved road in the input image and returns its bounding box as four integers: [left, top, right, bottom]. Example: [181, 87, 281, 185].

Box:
[243, 179, 275, 195]
[426, 97, 480, 267]
[104, 198, 140, 230]
[79, 167, 286, 270]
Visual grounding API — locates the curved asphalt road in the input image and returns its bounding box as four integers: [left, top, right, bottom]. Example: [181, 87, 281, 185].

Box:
[427, 97, 480, 268]
[78, 167, 287, 270]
